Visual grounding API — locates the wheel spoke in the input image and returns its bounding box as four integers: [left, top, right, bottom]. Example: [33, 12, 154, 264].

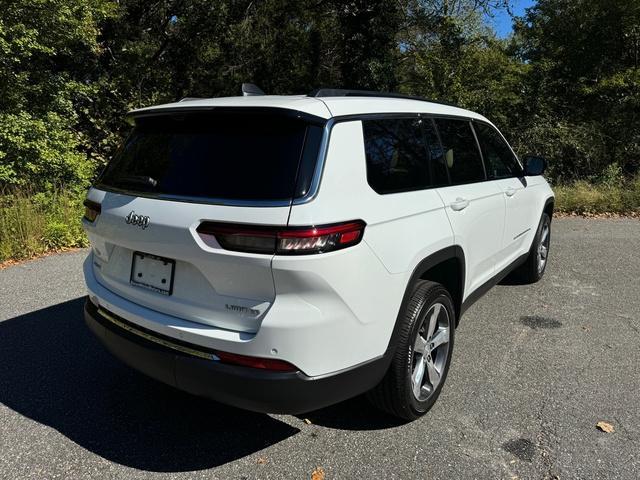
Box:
[414, 334, 428, 355]
[541, 226, 549, 244]
[426, 304, 440, 340]
[429, 327, 450, 350]
[412, 360, 425, 398]
[425, 359, 441, 389]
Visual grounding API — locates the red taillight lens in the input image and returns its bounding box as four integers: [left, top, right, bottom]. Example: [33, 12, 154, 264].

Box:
[83, 199, 101, 222]
[277, 221, 366, 254]
[215, 351, 297, 372]
[196, 220, 366, 255]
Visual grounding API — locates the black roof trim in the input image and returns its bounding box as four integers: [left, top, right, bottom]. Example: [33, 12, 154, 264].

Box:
[308, 88, 460, 108]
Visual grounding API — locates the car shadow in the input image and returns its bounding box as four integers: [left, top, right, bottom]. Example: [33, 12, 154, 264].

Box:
[298, 396, 407, 431]
[499, 270, 529, 286]
[0, 298, 299, 472]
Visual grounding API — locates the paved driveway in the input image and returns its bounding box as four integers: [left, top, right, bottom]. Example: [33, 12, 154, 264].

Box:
[1, 218, 638, 479]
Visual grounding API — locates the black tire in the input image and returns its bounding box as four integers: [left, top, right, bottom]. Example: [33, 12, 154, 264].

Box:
[513, 212, 551, 284]
[367, 280, 455, 421]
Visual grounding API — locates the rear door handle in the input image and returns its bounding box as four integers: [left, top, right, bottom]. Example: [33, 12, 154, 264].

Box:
[450, 197, 470, 211]
[505, 187, 517, 197]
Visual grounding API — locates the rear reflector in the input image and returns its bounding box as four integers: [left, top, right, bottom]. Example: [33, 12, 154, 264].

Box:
[83, 199, 101, 222]
[215, 351, 297, 372]
[197, 220, 366, 255]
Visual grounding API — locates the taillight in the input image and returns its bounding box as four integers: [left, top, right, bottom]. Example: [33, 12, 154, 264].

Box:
[278, 222, 366, 254]
[83, 199, 101, 222]
[196, 220, 366, 255]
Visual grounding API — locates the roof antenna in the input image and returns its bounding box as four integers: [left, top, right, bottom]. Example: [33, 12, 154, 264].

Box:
[242, 83, 265, 96]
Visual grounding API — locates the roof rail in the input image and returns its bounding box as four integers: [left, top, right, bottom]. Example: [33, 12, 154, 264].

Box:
[178, 97, 203, 102]
[308, 88, 459, 108]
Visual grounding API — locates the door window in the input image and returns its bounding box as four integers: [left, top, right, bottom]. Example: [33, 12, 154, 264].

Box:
[474, 122, 523, 179]
[435, 119, 486, 185]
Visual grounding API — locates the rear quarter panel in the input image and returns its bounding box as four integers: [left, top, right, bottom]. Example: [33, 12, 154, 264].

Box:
[282, 121, 454, 370]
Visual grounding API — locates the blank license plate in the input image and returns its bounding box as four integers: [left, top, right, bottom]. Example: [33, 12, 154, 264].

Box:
[130, 252, 175, 295]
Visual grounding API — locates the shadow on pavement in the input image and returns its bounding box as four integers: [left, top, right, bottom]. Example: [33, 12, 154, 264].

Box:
[0, 297, 299, 472]
[300, 396, 406, 431]
[499, 269, 531, 286]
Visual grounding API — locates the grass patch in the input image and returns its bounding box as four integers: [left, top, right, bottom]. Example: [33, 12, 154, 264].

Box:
[0, 189, 88, 263]
[554, 176, 640, 215]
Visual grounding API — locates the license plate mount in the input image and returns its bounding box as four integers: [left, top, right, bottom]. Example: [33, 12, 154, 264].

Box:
[130, 252, 175, 296]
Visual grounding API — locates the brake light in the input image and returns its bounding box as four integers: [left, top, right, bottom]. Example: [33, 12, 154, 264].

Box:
[196, 220, 366, 255]
[83, 199, 101, 222]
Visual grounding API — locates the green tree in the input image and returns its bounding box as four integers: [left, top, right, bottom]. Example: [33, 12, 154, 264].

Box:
[514, 0, 640, 180]
[0, 0, 116, 190]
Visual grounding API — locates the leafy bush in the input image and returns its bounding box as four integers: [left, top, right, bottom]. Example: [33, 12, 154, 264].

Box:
[0, 112, 93, 190]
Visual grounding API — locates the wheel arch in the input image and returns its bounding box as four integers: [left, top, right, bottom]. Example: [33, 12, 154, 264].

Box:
[544, 196, 555, 220]
[384, 246, 465, 357]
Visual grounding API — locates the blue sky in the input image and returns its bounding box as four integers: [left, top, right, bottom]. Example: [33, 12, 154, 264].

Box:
[485, 0, 536, 38]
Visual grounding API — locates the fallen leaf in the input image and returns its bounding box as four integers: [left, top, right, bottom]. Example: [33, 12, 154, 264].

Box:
[311, 466, 325, 480]
[256, 457, 267, 465]
[303, 418, 312, 425]
[596, 421, 614, 433]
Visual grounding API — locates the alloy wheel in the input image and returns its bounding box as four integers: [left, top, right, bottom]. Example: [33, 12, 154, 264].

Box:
[537, 220, 550, 274]
[411, 302, 451, 402]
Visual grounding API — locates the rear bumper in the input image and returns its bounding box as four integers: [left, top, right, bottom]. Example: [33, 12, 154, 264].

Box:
[84, 299, 389, 414]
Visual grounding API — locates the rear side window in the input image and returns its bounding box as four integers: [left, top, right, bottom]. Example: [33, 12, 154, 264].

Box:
[362, 118, 448, 194]
[97, 111, 322, 202]
[474, 122, 522, 179]
[435, 119, 485, 185]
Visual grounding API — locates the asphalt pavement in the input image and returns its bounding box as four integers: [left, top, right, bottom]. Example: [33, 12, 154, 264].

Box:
[1, 218, 638, 479]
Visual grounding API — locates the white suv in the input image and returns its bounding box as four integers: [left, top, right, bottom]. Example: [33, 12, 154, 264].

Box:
[82, 88, 554, 420]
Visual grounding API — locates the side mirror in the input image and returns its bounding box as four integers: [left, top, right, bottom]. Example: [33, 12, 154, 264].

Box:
[523, 154, 547, 176]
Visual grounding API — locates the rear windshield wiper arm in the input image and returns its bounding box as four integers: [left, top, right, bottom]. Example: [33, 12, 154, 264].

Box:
[118, 175, 158, 188]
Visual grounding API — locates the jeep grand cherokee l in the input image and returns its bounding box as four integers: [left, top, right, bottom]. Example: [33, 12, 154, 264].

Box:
[82, 88, 554, 420]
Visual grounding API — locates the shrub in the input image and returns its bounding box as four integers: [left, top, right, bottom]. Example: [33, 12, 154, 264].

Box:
[0, 112, 93, 191]
[554, 175, 640, 214]
[0, 189, 88, 263]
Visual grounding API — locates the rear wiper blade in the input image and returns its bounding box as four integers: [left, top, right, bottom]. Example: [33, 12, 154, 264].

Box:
[119, 175, 158, 188]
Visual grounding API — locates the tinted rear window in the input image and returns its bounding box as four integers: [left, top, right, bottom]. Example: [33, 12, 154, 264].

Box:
[362, 117, 449, 194]
[435, 119, 485, 184]
[97, 111, 322, 202]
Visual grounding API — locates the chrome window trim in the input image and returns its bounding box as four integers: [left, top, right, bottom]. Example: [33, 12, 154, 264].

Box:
[291, 118, 335, 205]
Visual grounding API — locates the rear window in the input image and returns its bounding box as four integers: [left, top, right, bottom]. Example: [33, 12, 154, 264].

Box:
[96, 111, 323, 202]
[362, 117, 449, 194]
